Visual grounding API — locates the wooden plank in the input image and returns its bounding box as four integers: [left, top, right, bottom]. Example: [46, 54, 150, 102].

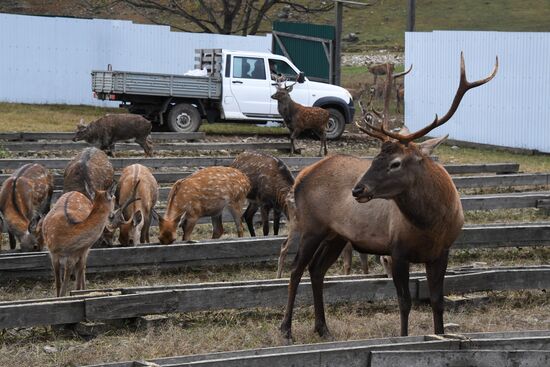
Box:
[418, 268, 550, 299]
[1, 141, 292, 153]
[0, 131, 205, 141]
[454, 173, 550, 188]
[444, 163, 518, 174]
[369, 350, 550, 367]
[85, 332, 550, 367]
[0, 298, 85, 328]
[3, 224, 550, 280]
[85, 277, 407, 321]
[460, 192, 550, 211]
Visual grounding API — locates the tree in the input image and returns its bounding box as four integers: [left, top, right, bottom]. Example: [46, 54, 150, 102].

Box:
[80, 1, 336, 35]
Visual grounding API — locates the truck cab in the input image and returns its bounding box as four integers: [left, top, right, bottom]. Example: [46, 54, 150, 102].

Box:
[92, 48, 355, 139]
[221, 50, 354, 139]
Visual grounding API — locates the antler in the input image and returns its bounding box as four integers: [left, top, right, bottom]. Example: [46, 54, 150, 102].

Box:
[356, 100, 389, 142]
[379, 52, 498, 144]
[119, 180, 141, 216]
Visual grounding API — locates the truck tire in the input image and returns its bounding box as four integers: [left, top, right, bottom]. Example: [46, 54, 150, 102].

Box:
[167, 103, 202, 133]
[325, 108, 345, 140]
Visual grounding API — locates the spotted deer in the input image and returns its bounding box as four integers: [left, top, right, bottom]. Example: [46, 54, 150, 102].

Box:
[41, 182, 140, 297]
[0, 164, 53, 251]
[279, 53, 498, 340]
[271, 80, 329, 156]
[107, 164, 158, 246]
[231, 151, 294, 237]
[158, 167, 251, 244]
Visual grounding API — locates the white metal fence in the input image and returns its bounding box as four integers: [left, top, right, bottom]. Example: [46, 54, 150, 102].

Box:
[0, 13, 272, 106]
[405, 31, 550, 152]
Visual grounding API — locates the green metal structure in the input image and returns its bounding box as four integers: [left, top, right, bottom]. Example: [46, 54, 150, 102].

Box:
[272, 21, 336, 84]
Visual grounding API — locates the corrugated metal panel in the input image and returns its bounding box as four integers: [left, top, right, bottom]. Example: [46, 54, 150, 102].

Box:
[405, 31, 550, 152]
[0, 13, 271, 106]
[273, 21, 334, 81]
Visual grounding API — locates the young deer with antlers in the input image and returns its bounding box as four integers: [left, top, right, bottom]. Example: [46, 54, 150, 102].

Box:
[279, 53, 498, 340]
[107, 164, 158, 246]
[271, 80, 329, 156]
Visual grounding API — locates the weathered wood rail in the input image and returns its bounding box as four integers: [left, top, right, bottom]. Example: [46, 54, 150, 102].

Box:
[1, 141, 292, 153]
[2, 223, 550, 279]
[0, 163, 522, 191]
[86, 330, 550, 367]
[0, 131, 205, 141]
[0, 156, 518, 173]
[0, 266, 548, 330]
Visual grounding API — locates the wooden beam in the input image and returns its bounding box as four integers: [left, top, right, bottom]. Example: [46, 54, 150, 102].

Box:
[0, 131, 204, 141]
[1, 141, 292, 153]
[3, 224, 550, 280]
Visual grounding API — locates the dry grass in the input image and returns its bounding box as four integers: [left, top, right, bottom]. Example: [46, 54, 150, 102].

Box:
[0, 290, 548, 366]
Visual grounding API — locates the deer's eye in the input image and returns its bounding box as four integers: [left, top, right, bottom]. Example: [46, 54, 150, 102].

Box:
[390, 161, 401, 170]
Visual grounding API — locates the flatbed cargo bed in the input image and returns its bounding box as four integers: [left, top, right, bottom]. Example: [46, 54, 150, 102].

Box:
[91, 70, 222, 100]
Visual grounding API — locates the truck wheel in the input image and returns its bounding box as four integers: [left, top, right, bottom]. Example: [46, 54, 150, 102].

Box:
[325, 108, 345, 140]
[167, 103, 202, 133]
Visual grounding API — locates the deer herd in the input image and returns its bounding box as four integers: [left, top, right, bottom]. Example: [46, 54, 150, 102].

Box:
[0, 53, 498, 340]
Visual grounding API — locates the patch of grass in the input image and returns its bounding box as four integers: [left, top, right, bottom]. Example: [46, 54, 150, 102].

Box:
[0, 102, 123, 132]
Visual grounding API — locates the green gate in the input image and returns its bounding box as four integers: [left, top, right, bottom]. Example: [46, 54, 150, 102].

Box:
[272, 21, 336, 84]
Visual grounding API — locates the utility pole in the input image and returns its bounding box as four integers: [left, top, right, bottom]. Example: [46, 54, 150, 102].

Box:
[407, 0, 416, 32]
[333, 0, 368, 85]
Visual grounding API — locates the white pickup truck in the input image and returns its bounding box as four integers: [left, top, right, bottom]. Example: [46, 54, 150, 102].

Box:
[92, 49, 355, 139]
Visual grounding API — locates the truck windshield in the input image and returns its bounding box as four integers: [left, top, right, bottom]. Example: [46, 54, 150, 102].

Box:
[268, 59, 298, 81]
[233, 56, 266, 80]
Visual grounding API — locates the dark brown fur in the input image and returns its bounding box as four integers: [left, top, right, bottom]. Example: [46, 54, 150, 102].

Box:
[271, 85, 329, 156]
[63, 148, 115, 247]
[231, 151, 294, 236]
[73, 114, 153, 157]
[0, 164, 53, 251]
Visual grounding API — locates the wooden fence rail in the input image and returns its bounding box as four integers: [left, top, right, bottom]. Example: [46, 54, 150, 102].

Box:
[2, 223, 550, 280]
[0, 131, 205, 141]
[0, 266, 548, 330]
[1, 141, 292, 153]
[85, 330, 550, 367]
[0, 155, 519, 173]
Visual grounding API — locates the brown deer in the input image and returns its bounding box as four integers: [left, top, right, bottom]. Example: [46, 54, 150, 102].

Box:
[63, 148, 115, 248]
[368, 63, 393, 85]
[279, 53, 498, 340]
[158, 167, 250, 244]
[231, 151, 294, 236]
[107, 164, 158, 246]
[271, 80, 329, 156]
[41, 182, 140, 297]
[0, 164, 53, 251]
[396, 83, 405, 113]
[73, 114, 153, 157]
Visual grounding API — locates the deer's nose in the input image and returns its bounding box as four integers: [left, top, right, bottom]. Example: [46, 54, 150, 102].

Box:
[352, 185, 365, 197]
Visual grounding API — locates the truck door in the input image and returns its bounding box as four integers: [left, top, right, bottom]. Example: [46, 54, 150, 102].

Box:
[269, 58, 310, 116]
[228, 56, 272, 117]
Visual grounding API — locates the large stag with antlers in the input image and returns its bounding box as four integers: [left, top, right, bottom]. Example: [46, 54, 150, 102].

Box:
[279, 53, 498, 340]
[271, 80, 329, 156]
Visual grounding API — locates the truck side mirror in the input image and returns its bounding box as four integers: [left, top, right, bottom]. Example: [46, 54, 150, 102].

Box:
[297, 72, 305, 83]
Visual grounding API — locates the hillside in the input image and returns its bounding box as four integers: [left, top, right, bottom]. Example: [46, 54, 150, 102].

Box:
[1, 0, 550, 51]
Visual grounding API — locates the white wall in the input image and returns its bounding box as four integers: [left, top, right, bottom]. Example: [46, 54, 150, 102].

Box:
[405, 31, 550, 152]
[0, 13, 272, 106]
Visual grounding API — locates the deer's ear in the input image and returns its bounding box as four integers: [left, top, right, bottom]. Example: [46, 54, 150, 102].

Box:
[107, 182, 117, 200]
[286, 85, 294, 92]
[78, 118, 86, 128]
[84, 181, 95, 200]
[418, 135, 448, 156]
[28, 214, 42, 232]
